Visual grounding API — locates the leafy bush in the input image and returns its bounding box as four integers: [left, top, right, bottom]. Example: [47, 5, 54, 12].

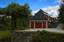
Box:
[31, 31, 64, 42]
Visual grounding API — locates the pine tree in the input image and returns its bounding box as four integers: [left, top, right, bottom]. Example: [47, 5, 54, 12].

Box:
[58, 0, 64, 29]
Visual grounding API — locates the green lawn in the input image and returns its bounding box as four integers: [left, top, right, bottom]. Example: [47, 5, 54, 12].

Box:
[31, 30, 64, 42]
[0, 30, 64, 42]
[0, 31, 11, 39]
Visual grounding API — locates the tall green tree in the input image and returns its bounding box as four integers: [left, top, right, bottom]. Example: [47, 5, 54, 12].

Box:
[6, 3, 31, 30]
[6, 3, 20, 30]
[58, 0, 64, 29]
[0, 3, 31, 30]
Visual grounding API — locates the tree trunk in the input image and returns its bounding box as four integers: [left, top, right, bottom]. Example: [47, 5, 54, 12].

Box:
[11, 15, 16, 30]
[62, 23, 64, 29]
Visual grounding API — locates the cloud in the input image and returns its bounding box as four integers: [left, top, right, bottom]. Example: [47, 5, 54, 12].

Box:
[56, 0, 64, 4]
[32, 0, 61, 18]
[43, 5, 60, 17]
[32, 9, 39, 15]
[32, 5, 60, 18]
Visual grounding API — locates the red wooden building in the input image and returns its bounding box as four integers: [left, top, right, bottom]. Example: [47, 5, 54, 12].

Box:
[29, 9, 54, 29]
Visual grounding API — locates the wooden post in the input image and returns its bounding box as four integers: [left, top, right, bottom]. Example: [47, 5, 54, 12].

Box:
[42, 21, 43, 28]
[34, 20, 35, 29]
[29, 20, 31, 28]
[46, 21, 48, 28]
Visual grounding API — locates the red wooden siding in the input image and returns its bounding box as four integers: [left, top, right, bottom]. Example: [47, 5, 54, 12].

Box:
[43, 21, 46, 28]
[35, 22, 42, 28]
[30, 21, 48, 28]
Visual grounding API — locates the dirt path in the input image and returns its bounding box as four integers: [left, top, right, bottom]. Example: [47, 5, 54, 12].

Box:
[16, 28, 64, 34]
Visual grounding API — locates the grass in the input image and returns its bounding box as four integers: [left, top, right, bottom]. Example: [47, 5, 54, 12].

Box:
[0, 30, 64, 42]
[31, 30, 64, 42]
[0, 31, 11, 39]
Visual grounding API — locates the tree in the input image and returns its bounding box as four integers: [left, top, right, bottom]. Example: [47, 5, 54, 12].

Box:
[0, 8, 6, 14]
[17, 3, 31, 29]
[58, 0, 64, 29]
[0, 3, 31, 30]
[6, 3, 31, 30]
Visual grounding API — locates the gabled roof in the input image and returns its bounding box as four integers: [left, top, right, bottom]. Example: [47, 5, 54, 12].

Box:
[30, 9, 48, 20]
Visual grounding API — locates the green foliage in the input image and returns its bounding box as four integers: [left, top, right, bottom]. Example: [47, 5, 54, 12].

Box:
[58, 1, 64, 29]
[0, 16, 12, 30]
[0, 3, 32, 30]
[58, 3, 64, 23]
[0, 8, 6, 14]
[31, 31, 64, 42]
[16, 18, 28, 30]
[6, 3, 31, 30]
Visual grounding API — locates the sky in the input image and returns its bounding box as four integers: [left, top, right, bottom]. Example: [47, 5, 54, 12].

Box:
[0, 0, 61, 17]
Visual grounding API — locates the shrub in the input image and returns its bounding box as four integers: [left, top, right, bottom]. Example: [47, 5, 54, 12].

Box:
[31, 31, 64, 42]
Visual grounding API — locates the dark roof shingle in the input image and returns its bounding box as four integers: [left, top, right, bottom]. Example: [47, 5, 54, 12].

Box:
[30, 9, 48, 20]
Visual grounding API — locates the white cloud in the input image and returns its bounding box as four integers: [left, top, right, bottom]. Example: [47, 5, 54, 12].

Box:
[42, 5, 60, 17]
[32, 0, 61, 18]
[32, 5, 60, 18]
[57, 0, 64, 4]
[32, 9, 39, 15]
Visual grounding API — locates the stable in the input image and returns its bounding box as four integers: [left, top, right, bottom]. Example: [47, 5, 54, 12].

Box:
[29, 9, 53, 29]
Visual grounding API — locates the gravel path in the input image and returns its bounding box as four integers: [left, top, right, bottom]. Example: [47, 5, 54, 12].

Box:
[16, 28, 64, 34]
